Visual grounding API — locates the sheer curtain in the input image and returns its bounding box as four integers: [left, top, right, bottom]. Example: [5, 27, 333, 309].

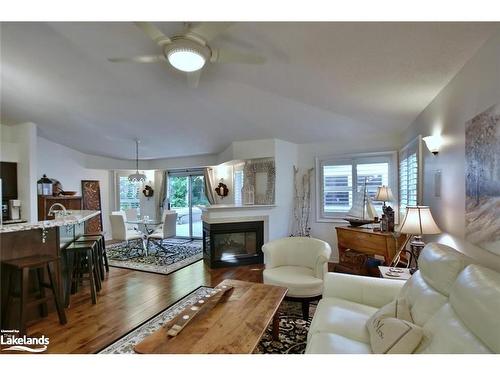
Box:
[159, 170, 169, 217]
[203, 167, 216, 205]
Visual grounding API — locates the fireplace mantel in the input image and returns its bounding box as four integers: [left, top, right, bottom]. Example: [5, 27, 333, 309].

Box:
[200, 204, 275, 211]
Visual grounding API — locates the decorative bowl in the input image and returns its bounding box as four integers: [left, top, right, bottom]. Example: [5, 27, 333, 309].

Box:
[61, 191, 77, 196]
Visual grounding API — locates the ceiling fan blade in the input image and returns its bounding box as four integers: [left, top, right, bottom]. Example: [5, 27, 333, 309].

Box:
[211, 48, 266, 64]
[108, 55, 166, 63]
[187, 22, 235, 42]
[134, 22, 171, 46]
[186, 70, 202, 88]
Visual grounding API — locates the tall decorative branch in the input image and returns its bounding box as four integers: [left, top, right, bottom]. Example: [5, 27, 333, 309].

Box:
[292, 166, 314, 237]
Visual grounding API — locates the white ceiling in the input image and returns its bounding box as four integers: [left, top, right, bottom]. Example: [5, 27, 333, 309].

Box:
[1, 22, 497, 160]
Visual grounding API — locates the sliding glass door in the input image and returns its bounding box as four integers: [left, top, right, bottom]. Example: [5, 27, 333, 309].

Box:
[168, 170, 208, 239]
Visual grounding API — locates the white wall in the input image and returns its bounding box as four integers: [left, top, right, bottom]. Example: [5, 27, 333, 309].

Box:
[147, 154, 217, 170]
[274, 140, 298, 238]
[37, 136, 113, 236]
[402, 30, 500, 271]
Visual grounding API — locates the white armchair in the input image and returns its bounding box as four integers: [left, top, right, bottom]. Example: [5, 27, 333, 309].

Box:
[263, 237, 332, 319]
[146, 210, 177, 256]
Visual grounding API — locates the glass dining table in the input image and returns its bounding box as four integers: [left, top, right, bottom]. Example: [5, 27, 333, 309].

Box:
[126, 218, 162, 235]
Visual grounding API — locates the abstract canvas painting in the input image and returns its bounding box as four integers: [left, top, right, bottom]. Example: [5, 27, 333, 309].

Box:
[465, 104, 500, 255]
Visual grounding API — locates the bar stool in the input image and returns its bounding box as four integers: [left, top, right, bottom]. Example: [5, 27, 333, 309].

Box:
[2, 255, 67, 335]
[64, 242, 100, 306]
[88, 232, 109, 273]
[75, 234, 108, 280]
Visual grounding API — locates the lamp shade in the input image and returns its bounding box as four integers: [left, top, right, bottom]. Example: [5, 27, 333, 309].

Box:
[374, 186, 395, 202]
[399, 206, 441, 235]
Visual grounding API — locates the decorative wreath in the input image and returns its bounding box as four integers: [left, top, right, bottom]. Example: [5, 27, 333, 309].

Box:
[142, 185, 154, 198]
[215, 182, 229, 198]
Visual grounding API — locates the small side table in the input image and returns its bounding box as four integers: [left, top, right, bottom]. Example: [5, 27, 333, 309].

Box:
[378, 266, 412, 280]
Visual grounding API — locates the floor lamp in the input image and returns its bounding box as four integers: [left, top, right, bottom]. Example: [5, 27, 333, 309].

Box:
[391, 206, 441, 269]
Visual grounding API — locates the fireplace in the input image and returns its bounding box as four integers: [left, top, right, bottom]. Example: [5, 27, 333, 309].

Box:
[203, 220, 264, 268]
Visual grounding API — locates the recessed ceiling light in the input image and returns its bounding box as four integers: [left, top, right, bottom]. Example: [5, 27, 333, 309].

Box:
[167, 48, 206, 72]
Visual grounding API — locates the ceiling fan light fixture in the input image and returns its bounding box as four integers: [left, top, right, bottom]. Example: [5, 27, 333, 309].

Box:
[167, 48, 206, 72]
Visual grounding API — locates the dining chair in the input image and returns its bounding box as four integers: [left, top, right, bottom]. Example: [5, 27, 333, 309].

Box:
[109, 212, 146, 255]
[146, 210, 177, 256]
[112, 210, 138, 231]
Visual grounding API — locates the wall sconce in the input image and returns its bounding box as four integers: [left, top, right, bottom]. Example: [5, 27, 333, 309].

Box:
[423, 135, 442, 155]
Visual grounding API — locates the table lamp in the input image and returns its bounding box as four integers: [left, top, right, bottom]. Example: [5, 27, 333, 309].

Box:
[374, 185, 394, 213]
[398, 206, 441, 267]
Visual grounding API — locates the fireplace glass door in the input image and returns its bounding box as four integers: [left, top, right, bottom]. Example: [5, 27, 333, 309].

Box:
[213, 232, 257, 261]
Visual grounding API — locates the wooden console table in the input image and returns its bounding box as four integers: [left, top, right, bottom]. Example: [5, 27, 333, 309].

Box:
[335, 226, 408, 275]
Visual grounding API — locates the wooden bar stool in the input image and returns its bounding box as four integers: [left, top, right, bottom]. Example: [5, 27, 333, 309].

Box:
[2, 255, 67, 335]
[87, 233, 109, 273]
[64, 242, 100, 306]
[75, 235, 108, 280]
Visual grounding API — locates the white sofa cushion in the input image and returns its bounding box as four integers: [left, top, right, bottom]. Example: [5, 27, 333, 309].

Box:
[418, 243, 470, 296]
[398, 271, 448, 326]
[308, 297, 377, 343]
[449, 265, 500, 353]
[305, 332, 371, 354]
[263, 266, 323, 298]
[397, 242, 469, 326]
[416, 304, 491, 354]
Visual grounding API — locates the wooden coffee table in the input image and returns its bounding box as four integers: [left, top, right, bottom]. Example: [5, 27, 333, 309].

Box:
[134, 279, 287, 354]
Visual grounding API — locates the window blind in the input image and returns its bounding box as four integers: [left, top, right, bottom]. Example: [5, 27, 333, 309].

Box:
[399, 137, 421, 217]
[317, 153, 395, 220]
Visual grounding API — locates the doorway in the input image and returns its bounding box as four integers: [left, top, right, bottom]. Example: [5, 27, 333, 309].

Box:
[168, 170, 208, 239]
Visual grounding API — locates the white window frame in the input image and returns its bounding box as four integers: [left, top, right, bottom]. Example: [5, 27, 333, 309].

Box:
[315, 151, 398, 223]
[399, 135, 423, 215]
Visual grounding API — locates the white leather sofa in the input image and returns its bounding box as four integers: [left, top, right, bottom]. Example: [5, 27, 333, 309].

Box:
[306, 242, 500, 354]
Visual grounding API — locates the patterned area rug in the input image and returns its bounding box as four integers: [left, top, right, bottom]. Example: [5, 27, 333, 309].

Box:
[106, 238, 203, 275]
[99, 287, 315, 354]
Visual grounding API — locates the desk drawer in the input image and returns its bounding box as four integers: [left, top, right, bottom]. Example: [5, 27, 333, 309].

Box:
[337, 230, 387, 255]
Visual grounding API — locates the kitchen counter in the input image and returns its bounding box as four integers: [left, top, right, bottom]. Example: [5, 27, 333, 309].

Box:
[1, 209, 100, 330]
[0, 210, 100, 233]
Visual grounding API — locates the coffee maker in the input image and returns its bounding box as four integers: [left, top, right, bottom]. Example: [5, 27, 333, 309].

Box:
[8, 199, 21, 220]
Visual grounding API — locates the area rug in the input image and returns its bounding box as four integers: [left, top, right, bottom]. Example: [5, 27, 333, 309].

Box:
[106, 238, 203, 275]
[99, 286, 315, 354]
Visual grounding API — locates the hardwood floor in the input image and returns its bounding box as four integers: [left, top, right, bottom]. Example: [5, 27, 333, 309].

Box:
[24, 260, 264, 353]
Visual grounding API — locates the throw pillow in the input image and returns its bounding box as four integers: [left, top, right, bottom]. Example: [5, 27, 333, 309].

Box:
[368, 316, 423, 354]
[366, 298, 413, 328]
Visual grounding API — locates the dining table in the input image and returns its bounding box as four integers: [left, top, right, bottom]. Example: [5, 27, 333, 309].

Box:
[126, 218, 162, 235]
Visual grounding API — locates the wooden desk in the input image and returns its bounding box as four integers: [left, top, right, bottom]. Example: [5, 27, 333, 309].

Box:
[335, 226, 408, 274]
[134, 279, 287, 354]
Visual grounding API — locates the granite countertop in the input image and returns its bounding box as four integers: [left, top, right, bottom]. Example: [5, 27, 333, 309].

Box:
[0, 210, 100, 233]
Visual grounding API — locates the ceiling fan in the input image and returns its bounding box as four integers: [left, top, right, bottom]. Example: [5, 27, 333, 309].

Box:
[108, 22, 266, 87]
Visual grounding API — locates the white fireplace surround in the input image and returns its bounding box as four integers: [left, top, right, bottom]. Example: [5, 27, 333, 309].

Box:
[200, 204, 273, 243]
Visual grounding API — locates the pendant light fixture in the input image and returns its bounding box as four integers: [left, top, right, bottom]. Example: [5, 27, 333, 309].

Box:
[128, 139, 147, 182]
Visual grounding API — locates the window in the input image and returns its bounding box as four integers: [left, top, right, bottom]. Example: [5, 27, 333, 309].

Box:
[316, 152, 397, 221]
[118, 176, 141, 214]
[399, 136, 421, 217]
[234, 170, 244, 205]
